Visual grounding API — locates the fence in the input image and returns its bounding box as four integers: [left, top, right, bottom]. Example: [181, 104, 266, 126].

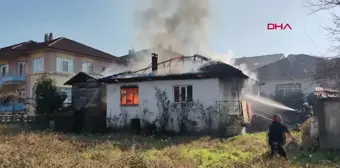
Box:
[218, 100, 241, 115]
[0, 114, 36, 124]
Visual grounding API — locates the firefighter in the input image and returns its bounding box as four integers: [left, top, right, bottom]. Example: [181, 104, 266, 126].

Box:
[268, 114, 296, 161]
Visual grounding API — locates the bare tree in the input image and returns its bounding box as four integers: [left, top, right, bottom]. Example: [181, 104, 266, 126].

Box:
[306, 0, 340, 53]
[305, 0, 340, 84]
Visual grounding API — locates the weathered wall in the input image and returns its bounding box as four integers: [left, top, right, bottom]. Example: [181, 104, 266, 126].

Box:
[72, 79, 105, 110]
[318, 99, 340, 149]
[106, 78, 243, 134]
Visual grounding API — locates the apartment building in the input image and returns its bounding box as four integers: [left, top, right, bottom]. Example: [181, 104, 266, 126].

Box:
[0, 33, 126, 112]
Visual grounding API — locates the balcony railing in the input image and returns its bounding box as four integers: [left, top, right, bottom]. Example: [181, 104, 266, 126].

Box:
[0, 103, 25, 112]
[0, 75, 25, 85]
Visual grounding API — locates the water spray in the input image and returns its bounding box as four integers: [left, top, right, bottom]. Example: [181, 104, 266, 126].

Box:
[244, 94, 296, 112]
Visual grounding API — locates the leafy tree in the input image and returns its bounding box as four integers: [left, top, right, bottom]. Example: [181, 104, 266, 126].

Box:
[33, 73, 67, 115]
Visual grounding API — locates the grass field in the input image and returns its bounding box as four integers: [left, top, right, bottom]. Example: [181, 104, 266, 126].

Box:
[0, 125, 339, 168]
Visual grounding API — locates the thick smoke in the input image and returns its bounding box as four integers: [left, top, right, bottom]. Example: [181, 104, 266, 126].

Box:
[102, 0, 213, 76]
[134, 0, 211, 56]
[102, 0, 257, 97]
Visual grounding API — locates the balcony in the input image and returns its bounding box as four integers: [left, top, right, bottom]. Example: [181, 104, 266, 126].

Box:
[0, 103, 25, 112]
[0, 75, 25, 85]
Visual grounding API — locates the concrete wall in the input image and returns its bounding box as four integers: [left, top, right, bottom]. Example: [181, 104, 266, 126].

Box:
[106, 78, 243, 133]
[259, 78, 316, 97]
[318, 100, 340, 149]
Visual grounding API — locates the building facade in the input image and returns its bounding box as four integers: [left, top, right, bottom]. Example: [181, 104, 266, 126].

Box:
[0, 33, 125, 113]
[100, 54, 256, 135]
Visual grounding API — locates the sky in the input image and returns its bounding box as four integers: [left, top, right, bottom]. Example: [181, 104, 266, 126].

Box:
[0, 0, 337, 58]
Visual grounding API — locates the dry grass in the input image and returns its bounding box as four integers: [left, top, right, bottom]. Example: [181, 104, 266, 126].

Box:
[0, 125, 339, 168]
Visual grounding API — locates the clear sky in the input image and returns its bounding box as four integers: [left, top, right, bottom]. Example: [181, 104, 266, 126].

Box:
[0, 0, 336, 58]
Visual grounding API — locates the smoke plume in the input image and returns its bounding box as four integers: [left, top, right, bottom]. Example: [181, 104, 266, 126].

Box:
[102, 0, 257, 95]
[133, 0, 256, 79]
[134, 0, 211, 56]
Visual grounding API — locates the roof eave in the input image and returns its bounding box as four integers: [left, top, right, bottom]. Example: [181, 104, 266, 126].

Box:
[63, 72, 98, 85]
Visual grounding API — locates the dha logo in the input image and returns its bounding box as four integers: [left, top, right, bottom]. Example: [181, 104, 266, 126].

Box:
[267, 23, 292, 30]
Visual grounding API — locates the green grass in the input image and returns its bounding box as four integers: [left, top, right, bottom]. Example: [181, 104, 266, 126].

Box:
[0, 125, 339, 168]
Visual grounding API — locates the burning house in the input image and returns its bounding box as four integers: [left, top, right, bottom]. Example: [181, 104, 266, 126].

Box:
[99, 53, 260, 136]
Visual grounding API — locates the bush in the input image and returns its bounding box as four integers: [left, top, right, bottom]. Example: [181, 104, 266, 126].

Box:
[33, 73, 67, 115]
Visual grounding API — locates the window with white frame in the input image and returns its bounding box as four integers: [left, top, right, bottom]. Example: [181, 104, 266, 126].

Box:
[0, 64, 9, 76]
[56, 57, 74, 73]
[173, 85, 193, 102]
[275, 83, 301, 96]
[17, 62, 25, 76]
[82, 62, 93, 73]
[32, 57, 44, 73]
[59, 87, 72, 103]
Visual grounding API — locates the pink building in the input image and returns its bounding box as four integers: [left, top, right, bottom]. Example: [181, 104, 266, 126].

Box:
[0, 33, 126, 113]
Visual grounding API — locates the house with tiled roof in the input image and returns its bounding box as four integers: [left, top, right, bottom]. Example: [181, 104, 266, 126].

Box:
[0, 33, 126, 113]
[256, 54, 322, 97]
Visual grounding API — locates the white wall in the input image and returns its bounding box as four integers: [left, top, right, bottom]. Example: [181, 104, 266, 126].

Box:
[260, 78, 316, 97]
[106, 78, 241, 132]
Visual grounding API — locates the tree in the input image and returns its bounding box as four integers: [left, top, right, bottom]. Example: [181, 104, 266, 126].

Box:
[307, 0, 340, 52]
[33, 73, 67, 115]
[306, 0, 340, 83]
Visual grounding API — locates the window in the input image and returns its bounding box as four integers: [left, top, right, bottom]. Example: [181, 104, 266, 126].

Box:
[89, 64, 93, 73]
[82, 62, 93, 74]
[121, 86, 139, 105]
[59, 87, 72, 103]
[0, 64, 8, 76]
[275, 83, 301, 96]
[56, 57, 74, 73]
[32, 57, 44, 73]
[174, 85, 193, 102]
[62, 61, 68, 71]
[17, 62, 25, 76]
[16, 88, 25, 98]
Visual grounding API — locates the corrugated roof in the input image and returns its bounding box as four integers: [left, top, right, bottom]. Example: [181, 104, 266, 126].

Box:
[315, 86, 339, 93]
[314, 85, 340, 98]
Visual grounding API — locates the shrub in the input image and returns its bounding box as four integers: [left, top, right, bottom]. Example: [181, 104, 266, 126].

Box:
[33, 73, 67, 115]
